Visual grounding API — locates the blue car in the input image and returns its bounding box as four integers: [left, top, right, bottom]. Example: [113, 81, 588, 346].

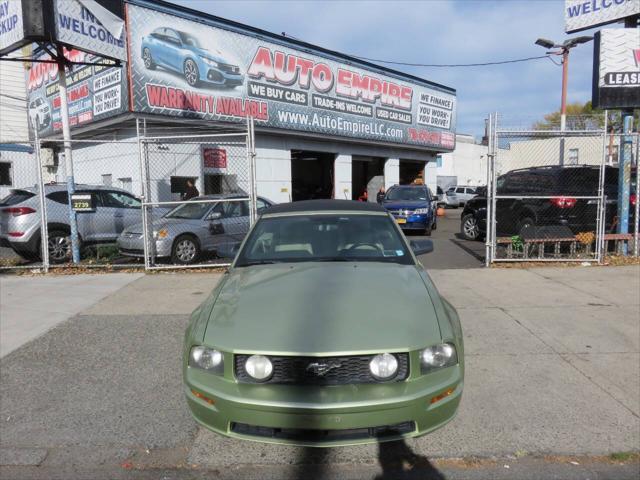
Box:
[141, 28, 244, 88]
[382, 185, 437, 236]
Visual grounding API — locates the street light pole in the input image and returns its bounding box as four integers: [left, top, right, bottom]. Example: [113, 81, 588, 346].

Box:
[535, 36, 592, 165]
[560, 47, 569, 133]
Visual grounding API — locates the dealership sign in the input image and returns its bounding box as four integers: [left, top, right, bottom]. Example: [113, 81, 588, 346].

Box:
[0, 0, 24, 53]
[126, 3, 456, 151]
[592, 28, 640, 108]
[54, 0, 127, 62]
[25, 48, 128, 137]
[566, 0, 640, 33]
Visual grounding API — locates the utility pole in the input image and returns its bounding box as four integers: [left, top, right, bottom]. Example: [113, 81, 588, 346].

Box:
[55, 44, 81, 263]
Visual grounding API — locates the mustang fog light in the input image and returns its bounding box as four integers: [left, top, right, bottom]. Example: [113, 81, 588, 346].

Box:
[421, 343, 457, 374]
[189, 346, 224, 373]
[369, 353, 399, 380]
[245, 355, 273, 381]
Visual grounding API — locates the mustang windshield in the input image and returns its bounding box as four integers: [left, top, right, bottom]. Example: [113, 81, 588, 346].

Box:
[236, 214, 413, 266]
[386, 187, 429, 201]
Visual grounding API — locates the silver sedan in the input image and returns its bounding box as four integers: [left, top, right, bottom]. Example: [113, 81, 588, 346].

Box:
[117, 195, 273, 264]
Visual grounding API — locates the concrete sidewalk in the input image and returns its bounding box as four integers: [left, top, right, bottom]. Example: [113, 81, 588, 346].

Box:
[0, 273, 143, 358]
[0, 265, 638, 478]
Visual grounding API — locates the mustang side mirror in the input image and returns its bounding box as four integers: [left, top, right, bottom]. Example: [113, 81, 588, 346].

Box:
[410, 239, 434, 255]
[216, 242, 240, 259]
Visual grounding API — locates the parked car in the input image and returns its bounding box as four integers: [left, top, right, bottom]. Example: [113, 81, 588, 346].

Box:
[28, 97, 50, 131]
[117, 194, 273, 265]
[0, 184, 147, 262]
[183, 199, 464, 446]
[460, 165, 626, 241]
[141, 28, 244, 88]
[443, 188, 459, 208]
[446, 185, 479, 207]
[382, 185, 436, 235]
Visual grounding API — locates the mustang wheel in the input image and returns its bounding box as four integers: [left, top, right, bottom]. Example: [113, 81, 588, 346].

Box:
[461, 214, 479, 241]
[184, 59, 200, 87]
[48, 230, 73, 263]
[143, 48, 156, 70]
[172, 235, 200, 265]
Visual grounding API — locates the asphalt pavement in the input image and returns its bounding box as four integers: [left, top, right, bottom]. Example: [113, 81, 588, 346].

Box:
[1, 263, 638, 479]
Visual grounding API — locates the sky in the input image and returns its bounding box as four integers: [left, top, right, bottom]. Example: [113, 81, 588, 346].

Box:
[172, 0, 606, 138]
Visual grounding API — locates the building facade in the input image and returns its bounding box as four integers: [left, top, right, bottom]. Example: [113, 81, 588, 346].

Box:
[14, 0, 457, 204]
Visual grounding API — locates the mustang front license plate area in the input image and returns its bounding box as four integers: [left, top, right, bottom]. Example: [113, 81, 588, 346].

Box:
[396, 218, 407, 224]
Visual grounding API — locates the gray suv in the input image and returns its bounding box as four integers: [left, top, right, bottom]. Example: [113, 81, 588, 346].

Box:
[117, 194, 273, 265]
[0, 184, 145, 262]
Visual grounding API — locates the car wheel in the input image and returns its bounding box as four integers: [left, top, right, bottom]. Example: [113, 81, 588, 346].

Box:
[424, 225, 432, 236]
[143, 48, 156, 70]
[461, 214, 480, 241]
[183, 59, 200, 87]
[172, 235, 200, 265]
[48, 230, 73, 263]
[517, 217, 535, 236]
[432, 218, 437, 231]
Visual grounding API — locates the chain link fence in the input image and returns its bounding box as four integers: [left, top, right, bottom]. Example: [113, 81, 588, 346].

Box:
[138, 125, 257, 269]
[0, 120, 257, 271]
[0, 141, 46, 270]
[484, 113, 638, 264]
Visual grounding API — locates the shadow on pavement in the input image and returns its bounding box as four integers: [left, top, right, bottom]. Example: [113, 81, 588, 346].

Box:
[449, 238, 485, 263]
[294, 447, 329, 480]
[375, 439, 446, 480]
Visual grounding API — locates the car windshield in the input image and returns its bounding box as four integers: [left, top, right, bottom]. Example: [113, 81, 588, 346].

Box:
[385, 187, 429, 201]
[164, 201, 211, 220]
[178, 32, 201, 48]
[236, 214, 413, 266]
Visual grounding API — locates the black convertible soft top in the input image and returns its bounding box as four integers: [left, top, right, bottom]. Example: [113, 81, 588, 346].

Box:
[264, 199, 385, 215]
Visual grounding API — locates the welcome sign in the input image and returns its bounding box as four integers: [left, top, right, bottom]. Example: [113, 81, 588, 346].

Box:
[566, 0, 640, 33]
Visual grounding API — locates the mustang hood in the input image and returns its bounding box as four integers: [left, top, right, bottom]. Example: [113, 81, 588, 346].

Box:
[203, 263, 442, 354]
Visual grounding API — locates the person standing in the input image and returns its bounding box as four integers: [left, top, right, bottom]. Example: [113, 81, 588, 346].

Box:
[183, 179, 199, 200]
[376, 186, 386, 204]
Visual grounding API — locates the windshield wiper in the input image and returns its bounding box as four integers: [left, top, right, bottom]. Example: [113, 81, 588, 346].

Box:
[313, 257, 350, 262]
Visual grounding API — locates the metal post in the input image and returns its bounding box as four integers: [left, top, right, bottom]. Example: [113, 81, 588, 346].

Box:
[33, 131, 49, 272]
[559, 48, 569, 166]
[490, 113, 499, 263]
[596, 114, 608, 264]
[634, 133, 639, 257]
[136, 118, 150, 270]
[617, 112, 633, 255]
[247, 116, 258, 225]
[56, 45, 80, 263]
[485, 113, 494, 267]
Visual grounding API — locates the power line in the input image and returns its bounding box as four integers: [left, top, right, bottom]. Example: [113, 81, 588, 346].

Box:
[349, 54, 552, 68]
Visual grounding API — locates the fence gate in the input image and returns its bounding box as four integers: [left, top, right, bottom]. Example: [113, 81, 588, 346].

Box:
[484, 113, 628, 264]
[139, 120, 257, 270]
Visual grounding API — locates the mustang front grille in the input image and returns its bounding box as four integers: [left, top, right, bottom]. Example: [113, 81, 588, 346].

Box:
[234, 353, 409, 385]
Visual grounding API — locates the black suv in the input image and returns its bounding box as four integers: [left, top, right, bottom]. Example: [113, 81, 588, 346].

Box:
[460, 165, 628, 240]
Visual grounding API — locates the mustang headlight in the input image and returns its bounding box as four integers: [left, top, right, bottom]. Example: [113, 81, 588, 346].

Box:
[201, 57, 219, 67]
[369, 353, 399, 380]
[244, 355, 273, 381]
[421, 343, 458, 373]
[189, 346, 224, 374]
[413, 208, 430, 214]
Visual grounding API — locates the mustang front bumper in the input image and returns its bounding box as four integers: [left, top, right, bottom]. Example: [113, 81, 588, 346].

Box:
[184, 361, 462, 447]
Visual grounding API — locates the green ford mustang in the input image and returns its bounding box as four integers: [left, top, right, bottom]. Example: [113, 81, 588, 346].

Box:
[183, 199, 464, 447]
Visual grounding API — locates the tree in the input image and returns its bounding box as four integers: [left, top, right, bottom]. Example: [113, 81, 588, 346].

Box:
[534, 101, 638, 132]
